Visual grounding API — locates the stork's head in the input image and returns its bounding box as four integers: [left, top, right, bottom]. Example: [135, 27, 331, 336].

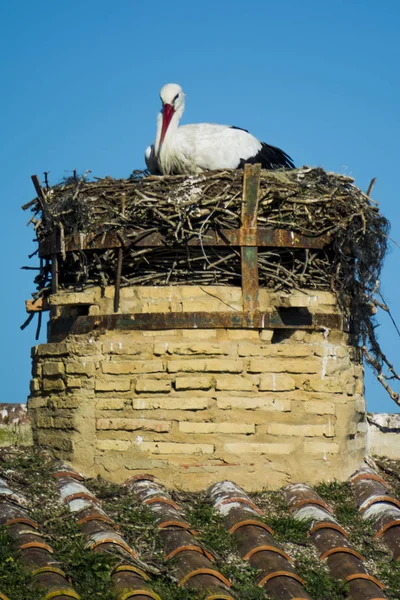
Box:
[159, 83, 185, 143]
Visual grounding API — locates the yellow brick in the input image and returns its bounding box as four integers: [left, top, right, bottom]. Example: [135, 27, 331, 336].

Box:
[36, 414, 53, 428]
[132, 397, 209, 410]
[95, 377, 131, 392]
[97, 440, 131, 451]
[267, 423, 334, 437]
[102, 360, 164, 374]
[96, 418, 171, 432]
[66, 361, 95, 375]
[216, 396, 291, 412]
[181, 329, 217, 340]
[66, 377, 82, 388]
[53, 416, 74, 429]
[179, 422, 255, 434]
[36, 343, 68, 357]
[304, 401, 335, 415]
[140, 442, 214, 454]
[42, 362, 65, 376]
[135, 379, 171, 393]
[225, 442, 294, 455]
[50, 396, 82, 409]
[175, 376, 213, 390]
[167, 359, 243, 373]
[165, 343, 230, 356]
[302, 377, 343, 393]
[50, 290, 97, 305]
[259, 374, 295, 391]
[355, 396, 366, 413]
[259, 330, 274, 342]
[96, 398, 126, 410]
[227, 330, 259, 341]
[104, 340, 153, 355]
[43, 378, 65, 392]
[238, 344, 310, 358]
[30, 379, 41, 393]
[249, 358, 319, 374]
[215, 375, 253, 391]
[28, 396, 48, 409]
[304, 441, 340, 455]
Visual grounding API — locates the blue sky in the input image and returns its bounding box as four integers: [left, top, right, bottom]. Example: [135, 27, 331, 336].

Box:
[0, 0, 399, 413]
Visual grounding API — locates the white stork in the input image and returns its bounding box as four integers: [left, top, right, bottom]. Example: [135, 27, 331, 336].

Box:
[145, 83, 295, 175]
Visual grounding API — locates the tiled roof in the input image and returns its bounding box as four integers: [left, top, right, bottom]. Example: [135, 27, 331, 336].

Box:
[1, 449, 400, 599]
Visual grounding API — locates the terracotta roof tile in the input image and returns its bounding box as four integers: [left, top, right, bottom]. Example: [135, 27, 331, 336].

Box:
[1, 448, 400, 599]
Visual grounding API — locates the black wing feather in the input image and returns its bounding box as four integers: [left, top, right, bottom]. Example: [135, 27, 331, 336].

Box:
[238, 142, 295, 170]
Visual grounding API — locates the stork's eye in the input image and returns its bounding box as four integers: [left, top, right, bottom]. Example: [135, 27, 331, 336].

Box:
[173, 93, 180, 103]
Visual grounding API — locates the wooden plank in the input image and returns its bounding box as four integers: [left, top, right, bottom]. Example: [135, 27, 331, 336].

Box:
[241, 164, 261, 312]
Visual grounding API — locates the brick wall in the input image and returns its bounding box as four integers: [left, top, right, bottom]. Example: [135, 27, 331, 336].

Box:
[28, 286, 367, 490]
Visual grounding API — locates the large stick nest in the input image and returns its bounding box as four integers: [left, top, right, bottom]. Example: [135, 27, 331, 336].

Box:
[28, 167, 388, 295]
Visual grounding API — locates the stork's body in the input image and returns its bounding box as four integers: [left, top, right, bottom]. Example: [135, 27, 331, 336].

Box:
[145, 83, 294, 175]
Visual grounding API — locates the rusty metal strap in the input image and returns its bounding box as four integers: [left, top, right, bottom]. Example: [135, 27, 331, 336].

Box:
[49, 310, 343, 339]
[38, 227, 331, 257]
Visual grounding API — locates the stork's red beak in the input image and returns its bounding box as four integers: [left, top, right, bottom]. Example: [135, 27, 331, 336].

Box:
[161, 103, 174, 143]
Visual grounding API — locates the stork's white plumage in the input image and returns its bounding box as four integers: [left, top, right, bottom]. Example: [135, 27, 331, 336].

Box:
[145, 83, 295, 175]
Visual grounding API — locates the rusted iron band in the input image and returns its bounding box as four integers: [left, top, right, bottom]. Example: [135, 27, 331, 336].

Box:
[113, 564, 149, 580]
[257, 570, 304, 587]
[375, 520, 400, 538]
[144, 497, 181, 510]
[50, 310, 343, 339]
[31, 566, 68, 581]
[119, 590, 161, 600]
[158, 520, 197, 534]
[64, 492, 100, 505]
[320, 546, 365, 561]
[53, 471, 84, 481]
[38, 227, 331, 257]
[178, 568, 231, 588]
[228, 519, 274, 536]
[290, 498, 333, 513]
[90, 538, 137, 558]
[5, 517, 39, 529]
[351, 473, 389, 488]
[243, 545, 292, 561]
[19, 541, 54, 554]
[165, 544, 214, 562]
[218, 497, 263, 515]
[42, 590, 80, 600]
[77, 513, 115, 527]
[360, 496, 400, 513]
[345, 573, 385, 589]
[309, 522, 348, 537]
